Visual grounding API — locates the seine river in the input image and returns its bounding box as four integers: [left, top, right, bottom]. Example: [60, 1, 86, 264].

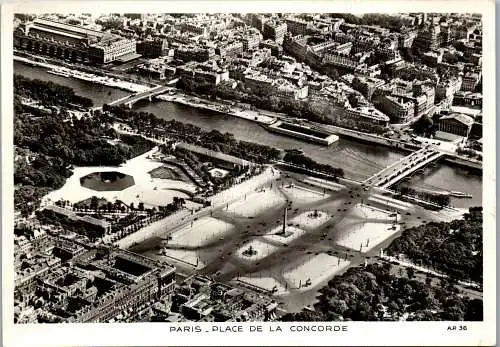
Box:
[14, 61, 482, 208]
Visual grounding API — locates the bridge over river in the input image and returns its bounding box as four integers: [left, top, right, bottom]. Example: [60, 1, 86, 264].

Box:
[363, 146, 445, 189]
[109, 79, 178, 108]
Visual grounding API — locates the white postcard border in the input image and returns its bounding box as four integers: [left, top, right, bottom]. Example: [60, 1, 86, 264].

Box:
[1, 1, 496, 346]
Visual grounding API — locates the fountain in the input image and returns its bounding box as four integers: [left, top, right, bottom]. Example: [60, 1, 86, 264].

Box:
[242, 245, 257, 257]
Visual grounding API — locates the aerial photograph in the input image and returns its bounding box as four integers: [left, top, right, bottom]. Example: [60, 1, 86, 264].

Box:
[12, 12, 484, 323]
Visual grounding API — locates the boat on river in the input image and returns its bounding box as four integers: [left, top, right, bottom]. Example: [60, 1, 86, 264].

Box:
[267, 120, 339, 146]
[47, 69, 70, 78]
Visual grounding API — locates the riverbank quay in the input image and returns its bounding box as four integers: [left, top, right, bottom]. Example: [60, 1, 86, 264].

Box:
[14, 53, 154, 92]
[110, 88, 482, 173]
[154, 91, 481, 171]
[153, 89, 418, 152]
[443, 155, 482, 171]
[156, 93, 276, 125]
[14, 50, 156, 86]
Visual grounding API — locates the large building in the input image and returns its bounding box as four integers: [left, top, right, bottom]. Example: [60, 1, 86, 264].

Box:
[351, 75, 386, 101]
[14, 18, 136, 64]
[436, 76, 462, 103]
[439, 23, 452, 46]
[173, 44, 215, 63]
[378, 95, 415, 123]
[391, 62, 439, 82]
[398, 30, 417, 48]
[322, 52, 362, 73]
[88, 38, 137, 64]
[285, 17, 308, 36]
[249, 14, 266, 32]
[282, 34, 309, 61]
[259, 39, 283, 58]
[174, 276, 278, 322]
[422, 50, 443, 67]
[306, 95, 390, 133]
[70, 248, 176, 323]
[180, 22, 208, 36]
[136, 38, 169, 58]
[453, 91, 482, 107]
[438, 112, 474, 137]
[461, 71, 481, 91]
[241, 28, 262, 51]
[178, 61, 230, 88]
[217, 41, 243, 57]
[262, 20, 287, 44]
[413, 24, 441, 51]
[412, 82, 436, 115]
[137, 58, 177, 80]
[343, 106, 390, 128]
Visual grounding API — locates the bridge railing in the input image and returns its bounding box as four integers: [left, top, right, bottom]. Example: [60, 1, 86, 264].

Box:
[378, 151, 444, 188]
[111, 85, 172, 107]
[362, 147, 430, 185]
[365, 148, 442, 188]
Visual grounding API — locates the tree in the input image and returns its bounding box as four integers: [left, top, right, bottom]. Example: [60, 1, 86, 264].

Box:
[90, 196, 99, 211]
[464, 299, 483, 321]
[443, 53, 459, 64]
[67, 19, 81, 25]
[411, 115, 434, 137]
[386, 211, 482, 283]
[405, 267, 415, 278]
[348, 94, 359, 108]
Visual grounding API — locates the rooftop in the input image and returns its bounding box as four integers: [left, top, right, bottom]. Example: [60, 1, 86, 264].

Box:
[350, 106, 390, 121]
[33, 18, 105, 38]
[440, 112, 474, 126]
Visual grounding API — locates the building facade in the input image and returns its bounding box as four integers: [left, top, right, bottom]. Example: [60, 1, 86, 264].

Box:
[438, 113, 474, 137]
[285, 18, 308, 36]
[88, 37, 137, 64]
[413, 24, 440, 51]
[453, 91, 482, 107]
[436, 76, 462, 102]
[351, 76, 385, 101]
[14, 18, 136, 64]
[461, 71, 481, 91]
[136, 38, 169, 58]
[174, 45, 215, 63]
[262, 20, 287, 44]
[378, 95, 415, 123]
